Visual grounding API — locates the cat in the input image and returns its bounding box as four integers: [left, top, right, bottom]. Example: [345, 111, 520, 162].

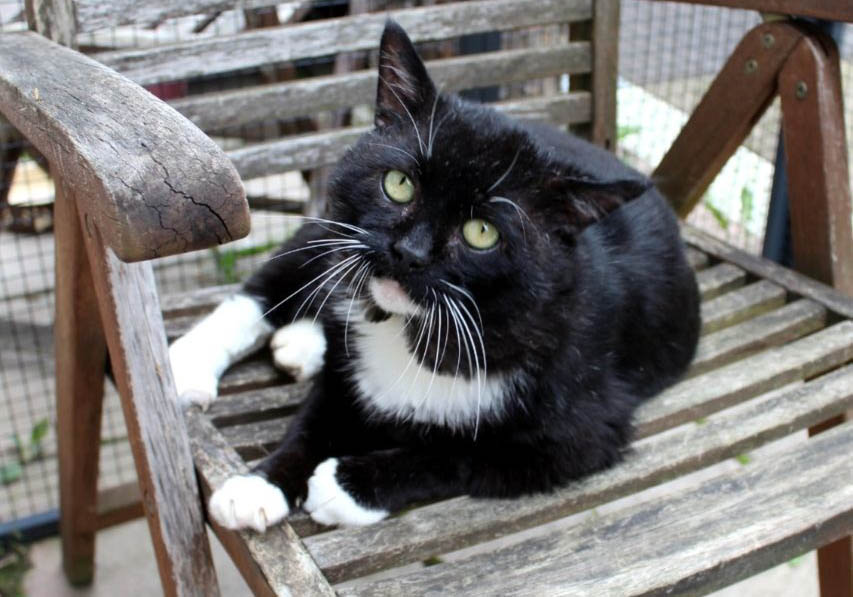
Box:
[169, 20, 701, 531]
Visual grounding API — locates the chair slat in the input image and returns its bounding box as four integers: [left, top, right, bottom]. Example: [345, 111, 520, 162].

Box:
[219, 357, 284, 394]
[339, 419, 853, 596]
[689, 299, 826, 376]
[685, 246, 709, 270]
[161, 283, 237, 319]
[695, 263, 746, 300]
[700, 280, 786, 334]
[174, 43, 592, 132]
[94, 0, 593, 86]
[74, 0, 277, 34]
[636, 321, 853, 437]
[206, 383, 309, 425]
[306, 365, 853, 585]
[226, 93, 592, 180]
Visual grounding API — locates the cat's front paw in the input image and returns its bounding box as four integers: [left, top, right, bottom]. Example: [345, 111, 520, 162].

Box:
[208, 475, 289, 533]
[270, 320, 326, 381]
[304, 458, 388, 527]
[169, 338, 218, 409]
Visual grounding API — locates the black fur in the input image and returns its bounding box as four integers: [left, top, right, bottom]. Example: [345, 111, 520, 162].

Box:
[245, 21, 700, 514]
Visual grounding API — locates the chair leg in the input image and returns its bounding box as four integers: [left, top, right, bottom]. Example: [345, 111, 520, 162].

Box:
[779, 34, 853, 597]
[53, 175, 108, 585]
[74, 189, 221, 597]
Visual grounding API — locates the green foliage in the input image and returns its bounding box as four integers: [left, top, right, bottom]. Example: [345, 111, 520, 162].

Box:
[703, 196, 729, 230]
[422, 556, 444, 567]
[734, 453, 751, 466]
[1, 418, 50, 487]
[212, 241, 282, 284]
[0, 540, 31, 597]
[617, 125, 642, 140]
[739, 186, 754, 226]
[787, 554, 805, 568]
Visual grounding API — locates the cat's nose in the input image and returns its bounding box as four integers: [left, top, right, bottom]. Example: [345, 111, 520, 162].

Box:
[392, 229, 431, 270]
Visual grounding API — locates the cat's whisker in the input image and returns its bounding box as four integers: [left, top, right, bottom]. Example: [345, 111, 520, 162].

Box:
[376, 308, 431, 403]
[312, 257, 364, 326]
[260, 238, 361, 264]
[344, 263, 372, 356]
[487, 147, 521, 193]
[439, 280, 483, 330]
[405, 301, 436, 400]
[293, 215, 370, 236]
[368, 142, 419, 165]
[278, 254, 360, 323]
[489, 196, 532, 242]
[455, 298, 489, 436]
[299, 243, 369, 269]
[442, 294, 470, 403]
[446, 296, 483, 438]
[379, 73, 426, 155]
[296, 255, 364, 321]
[426, 84, 444, 159]
[418, 290, 444, 408]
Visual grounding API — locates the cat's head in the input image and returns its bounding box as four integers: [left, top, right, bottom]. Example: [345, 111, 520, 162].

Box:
[327, 20, 648, 372]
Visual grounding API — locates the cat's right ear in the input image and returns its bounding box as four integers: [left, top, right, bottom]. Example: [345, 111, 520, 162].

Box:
[375, 20, 436, 128]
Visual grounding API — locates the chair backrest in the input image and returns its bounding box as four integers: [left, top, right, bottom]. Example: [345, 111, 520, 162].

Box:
[57, 0, 619, 204]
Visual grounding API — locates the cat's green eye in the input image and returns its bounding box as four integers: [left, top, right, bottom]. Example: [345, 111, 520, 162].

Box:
[383, 170, 415, 203]
[462, 218, 500, 250]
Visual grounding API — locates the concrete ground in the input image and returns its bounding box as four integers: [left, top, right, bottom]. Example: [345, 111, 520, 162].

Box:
[22, 517, 818, 596]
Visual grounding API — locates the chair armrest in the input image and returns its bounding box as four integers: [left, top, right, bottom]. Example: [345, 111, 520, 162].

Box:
[0, 32, 249, 262]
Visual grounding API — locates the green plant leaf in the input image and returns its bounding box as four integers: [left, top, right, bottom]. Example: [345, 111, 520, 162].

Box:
[740, 186, 754, 226]
[734, 453, 751, 466]
[30, 419, 49, 446]
[703, 198, 729, 230]
[617, 124, 642, 140]
[0, 461, 23, 485]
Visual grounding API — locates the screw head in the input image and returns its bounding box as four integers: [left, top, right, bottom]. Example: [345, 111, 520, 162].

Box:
[745, 59, 758, 74]
[795, 81, 808, 99]
[762, 33, 775, 48]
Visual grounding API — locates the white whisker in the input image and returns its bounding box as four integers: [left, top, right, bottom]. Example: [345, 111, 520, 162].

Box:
[368, 142, 419, 164]
[379, 73, 425, 155]
[312, 257, 363, 325]
[344, 263, 372, 356]
[489, 196, 532, 241]
[440, 280, 483, 330]
[487, 148, 521, 193]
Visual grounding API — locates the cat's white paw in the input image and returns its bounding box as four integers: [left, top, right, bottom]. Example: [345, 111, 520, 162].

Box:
[169, 338, 218, 409]
[303, 458, 388, 527]
[208, 475, 289, 533]
[270, 320, 326, 381]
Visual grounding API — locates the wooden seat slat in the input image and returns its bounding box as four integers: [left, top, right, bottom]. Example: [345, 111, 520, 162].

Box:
[93, 0, 592, 86]
[221, 417, 293, 460]
[685, 247, 709, 270]
[219, 357, 285, 395]
[161, 283, 237, 319]
[225, 93, 592, 181]
[635, 321, 853, 438]
[173, 43, 592, 132]
[206, 383, 309, 425]
[695, 262, 746, 300]
[700, 280, 786, 334]
[688, 299, 826, 376]
[305, 365, 853, 584]
[340, 419, 853, 596]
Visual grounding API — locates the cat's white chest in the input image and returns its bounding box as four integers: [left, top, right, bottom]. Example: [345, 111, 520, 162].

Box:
[344, 307, 513, 430]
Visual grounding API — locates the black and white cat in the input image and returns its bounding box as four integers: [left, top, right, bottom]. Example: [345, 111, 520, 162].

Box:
[169, 21, 701, 531]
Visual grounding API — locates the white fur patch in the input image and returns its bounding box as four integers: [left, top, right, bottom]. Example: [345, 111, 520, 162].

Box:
[338, 300, 516, 430]
[208, 475, 289, 533]
[368, 277, 422, 316]
[270, 319, 327, 380]
[169, 294, 273, 408]
[303, 458, 388, 527]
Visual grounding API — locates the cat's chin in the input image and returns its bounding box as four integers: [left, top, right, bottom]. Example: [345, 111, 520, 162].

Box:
[368, 277, 422, 317]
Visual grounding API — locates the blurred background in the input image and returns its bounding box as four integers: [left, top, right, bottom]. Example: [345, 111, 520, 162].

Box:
[0, 0, 850, 546]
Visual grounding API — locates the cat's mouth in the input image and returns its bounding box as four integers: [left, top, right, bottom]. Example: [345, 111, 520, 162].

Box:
[367, 277, 422, 317]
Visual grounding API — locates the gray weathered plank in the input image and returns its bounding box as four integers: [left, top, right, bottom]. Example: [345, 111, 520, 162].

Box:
[695, 262, 746, 301]
[174, 43, 592, 132]
[700, 280, 786, 334]
[220, 417, 291, 459]
[636, 321, 853, 437]
[161, 283, 238, 319]
[226, 93, 591, 181]
[219, 357, 284, 395]
[185, 409, 335, 597]
[74, 0, 274, 33]
[686, 246, 709, 270]
[307, 365, 853, 584]
[95, 0, 593, 86]
[688, 299, 826, 377]
[343, 420, 853, 596]
[207, 383, 309, 426]
[0, 32, 249, 262]
[684, 225, 853, 320]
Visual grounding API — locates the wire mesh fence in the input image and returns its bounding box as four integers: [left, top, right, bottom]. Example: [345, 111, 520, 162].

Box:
[0, 0, 851, 530]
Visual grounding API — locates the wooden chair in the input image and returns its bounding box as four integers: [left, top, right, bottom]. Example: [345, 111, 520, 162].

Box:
[1, 0, 852, 595]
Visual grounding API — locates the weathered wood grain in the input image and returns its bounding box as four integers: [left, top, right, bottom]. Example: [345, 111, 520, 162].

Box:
[207, 383, 309, 426]
[73, 0, 274, 33]
[161, 283, 238, 319]
[686, 246, 709, 270]
[343, 420, 853, 596]
[647, 0, 853, 22]
[700, 280, 786, 334]
[684, 225, 853, 320]
[590, 0, 620, 149]
[688, 299, 827, 377]
[173, 43, 592, 132]
[695, 262, 746, 301]
[226, 93, 592, 180]
[219, 357, 284, 395]
[80, 228, 219, 596]
[0, 32, 249, 261]
[220, 417, 292, 459]
[185, 409, 336, 597]
[308, 366, 853, 584]
[53, 177, 108, 585]
[654, 22, 802, 216]
[94, 0, 593, 86]
[95, 481, 144, 531]
[635, 321, 853, 437]
[26, 0, 76, 48]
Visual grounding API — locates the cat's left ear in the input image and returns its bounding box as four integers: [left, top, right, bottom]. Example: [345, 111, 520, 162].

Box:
[551, 177, 651, 229]
[375, 20, 437, 128]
